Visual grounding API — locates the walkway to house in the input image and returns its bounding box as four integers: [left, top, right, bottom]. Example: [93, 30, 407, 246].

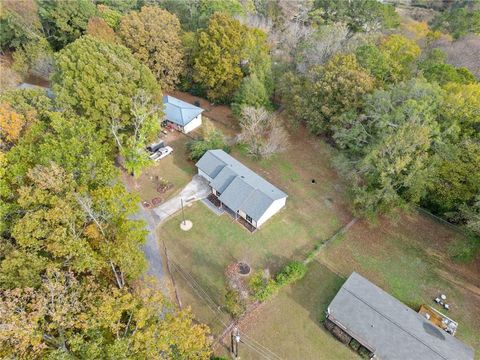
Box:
[152, 175, 210, 223]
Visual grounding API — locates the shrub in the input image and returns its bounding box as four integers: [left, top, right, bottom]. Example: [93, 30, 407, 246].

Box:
[224, 288, 246, 318]
[187, 121, 230, 161]
[248, 272, 278, 302]
[231, 74, 272, 117]
[275, 261, 307, 286]
[248, 262, 308, 302]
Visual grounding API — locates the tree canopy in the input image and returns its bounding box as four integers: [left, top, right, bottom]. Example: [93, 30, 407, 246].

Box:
[193, 13, 270, 103]
[119, 6, 185, 91]
[287, 54, 375, 135]
[311, 0, 400, 36]
[430, 3, 480, 39]
[37, 0, 97, 50]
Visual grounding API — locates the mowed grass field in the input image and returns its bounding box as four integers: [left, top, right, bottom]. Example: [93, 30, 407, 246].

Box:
[152, 114, 479, 359]
[159, 127, 352, 336]
[234, 213, 480, 359]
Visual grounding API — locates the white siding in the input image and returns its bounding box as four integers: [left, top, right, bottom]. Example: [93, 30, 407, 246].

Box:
[197, 168, 213, 183]
[183, 114, 202, 133]
[256, 197, 286, 228]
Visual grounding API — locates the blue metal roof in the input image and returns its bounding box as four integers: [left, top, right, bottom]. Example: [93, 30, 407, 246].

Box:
[163, 95, 204, 126]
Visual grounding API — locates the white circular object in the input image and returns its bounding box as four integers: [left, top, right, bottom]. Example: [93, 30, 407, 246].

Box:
[180, 220, 193, 231]
[441, 294, 446, 300]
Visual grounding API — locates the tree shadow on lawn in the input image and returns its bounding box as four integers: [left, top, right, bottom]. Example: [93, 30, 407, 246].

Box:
[286, 260, 346, 327]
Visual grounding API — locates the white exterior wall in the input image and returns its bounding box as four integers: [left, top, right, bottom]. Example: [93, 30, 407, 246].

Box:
[197, 168, 213, 183]
[183, 114, 202, 133]
[256, 197, 287, 228]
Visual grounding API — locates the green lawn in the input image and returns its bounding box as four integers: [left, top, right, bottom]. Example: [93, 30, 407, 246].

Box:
[158, 129, 350, 339]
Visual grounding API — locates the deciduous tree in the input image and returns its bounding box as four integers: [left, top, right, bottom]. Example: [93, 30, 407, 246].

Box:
[0, 0, 42, 50]
[0, 102, 32, 150]
[440, 82, 480, 140]
[337, 79, 444, 216]
[300, 54, 375, 135]
[53, 36, 162, 144]
[379, 34, 421, 82]
[86, 16, 117, 44]
[119, 6, 184, 91]
[232, 74, 271, 116]
[193, 13, 270, 103]
[37, 0, 97, 50]
[238, 106, 288, 158]
[312, 0, 399, 37]
[430, 3, 480, 39]
[427, 139, 480, 214]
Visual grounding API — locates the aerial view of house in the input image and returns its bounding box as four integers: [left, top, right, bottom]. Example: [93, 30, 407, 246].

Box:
[196, 149, 287, 229]
[163, 95, 204, 133]
[326, 272, 475, 360]
[1, 0, 479, 359]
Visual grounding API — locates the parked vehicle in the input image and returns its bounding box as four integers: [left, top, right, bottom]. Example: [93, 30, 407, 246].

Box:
[146, 141, 165, 154]
[151, 146, 173, 161]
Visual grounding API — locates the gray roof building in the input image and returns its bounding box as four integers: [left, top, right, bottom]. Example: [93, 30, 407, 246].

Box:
[163, 95, 203, 127]
[196, 150, 287, 226]
[327, 272, 474, 360]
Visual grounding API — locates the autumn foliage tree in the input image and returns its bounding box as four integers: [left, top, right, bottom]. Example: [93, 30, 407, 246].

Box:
[86, 16, 117, 43]
[0, 103, 31, 150]
[285, 54, 375, 135]
[193, 13, 271, 103]
[119, 6, 185, 91]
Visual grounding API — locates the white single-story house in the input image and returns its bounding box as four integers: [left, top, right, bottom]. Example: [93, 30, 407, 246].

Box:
[196, 149, 287, 229]
[163, 95, 203, 133]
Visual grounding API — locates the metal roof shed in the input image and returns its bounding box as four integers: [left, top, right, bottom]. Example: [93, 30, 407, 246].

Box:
[163, 95, 203, 133]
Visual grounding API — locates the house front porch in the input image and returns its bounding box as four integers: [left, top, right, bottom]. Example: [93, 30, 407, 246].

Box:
[206, 192, 257, 233]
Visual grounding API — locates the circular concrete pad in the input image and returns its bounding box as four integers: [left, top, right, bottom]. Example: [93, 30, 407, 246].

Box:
[180, 220, 193, 231]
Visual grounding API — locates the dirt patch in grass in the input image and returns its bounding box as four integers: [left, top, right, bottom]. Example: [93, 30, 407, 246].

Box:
[129, 132, 195, 202]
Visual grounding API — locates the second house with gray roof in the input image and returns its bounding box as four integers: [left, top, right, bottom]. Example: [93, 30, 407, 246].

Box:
[196, 150, 287, 229]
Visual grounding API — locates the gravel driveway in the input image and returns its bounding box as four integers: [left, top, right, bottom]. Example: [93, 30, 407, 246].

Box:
[136, 175, 210, 287]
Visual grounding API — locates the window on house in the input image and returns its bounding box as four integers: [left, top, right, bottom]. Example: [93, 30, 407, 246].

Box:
[246, 214, 252, 223]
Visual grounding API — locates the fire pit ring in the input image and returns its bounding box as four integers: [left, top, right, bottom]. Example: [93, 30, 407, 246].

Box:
[238, 262, 251, 276]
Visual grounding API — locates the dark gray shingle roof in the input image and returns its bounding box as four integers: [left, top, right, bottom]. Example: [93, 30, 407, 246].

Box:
[328, 272, 474, 360]
[196, 150, 287, 221]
